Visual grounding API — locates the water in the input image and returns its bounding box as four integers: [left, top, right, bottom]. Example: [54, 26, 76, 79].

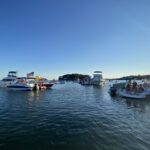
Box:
[0, 82, 150, 150]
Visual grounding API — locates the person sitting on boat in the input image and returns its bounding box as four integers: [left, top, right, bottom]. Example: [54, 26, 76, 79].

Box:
[126, 80, 132, 92]
[138, 84, 144, 93]
[132, 81, 138, 93]
[143, 82, 148, 89]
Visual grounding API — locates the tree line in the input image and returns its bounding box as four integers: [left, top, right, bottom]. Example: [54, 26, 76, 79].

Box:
[59, 74, 90, 81]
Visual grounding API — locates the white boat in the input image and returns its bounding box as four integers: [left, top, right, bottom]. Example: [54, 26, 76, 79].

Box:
[119, 89, 146, 99]
[143, 82, 150, 95]
[36, 78, 54, 88]
[91, 71, 105, 86]
[7, 78, 35, 91]
[0, 71, 18, 88]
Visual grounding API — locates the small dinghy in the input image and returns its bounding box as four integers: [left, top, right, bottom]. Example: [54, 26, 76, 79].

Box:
[119, 90, 146, 99]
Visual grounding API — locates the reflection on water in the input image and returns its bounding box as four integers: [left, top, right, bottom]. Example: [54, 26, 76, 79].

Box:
[0, 82, 150, 150]
[27, 90, 44, 102]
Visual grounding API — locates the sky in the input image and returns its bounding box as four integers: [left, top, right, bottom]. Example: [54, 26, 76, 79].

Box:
[0, 0, 150, 79]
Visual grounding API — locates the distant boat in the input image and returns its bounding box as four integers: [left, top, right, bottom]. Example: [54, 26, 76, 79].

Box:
[80, 71, 105, 86]
[91, 71, 105, 86]
[59, 80, 65, 84]
[0, 71, 18, 88]
[36, 78, 54, 89]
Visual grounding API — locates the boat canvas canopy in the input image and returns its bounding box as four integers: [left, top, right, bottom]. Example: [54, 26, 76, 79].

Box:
[9, 71, 17, 73]
[94, 71, 102, 73]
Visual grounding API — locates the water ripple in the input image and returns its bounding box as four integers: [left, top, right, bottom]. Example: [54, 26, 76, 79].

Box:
[0, 83, 150, 149]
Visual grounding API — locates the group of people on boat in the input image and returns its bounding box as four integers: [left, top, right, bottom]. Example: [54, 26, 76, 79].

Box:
[125, 80, 144, 93]
[143, 82, 150, 89]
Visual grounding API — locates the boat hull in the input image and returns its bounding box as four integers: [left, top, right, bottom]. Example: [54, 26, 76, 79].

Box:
[119, 90, 146, 99]
[92, 80, 105, 86]
[7, 86, 33, 91]
[7, 83, 34, 91]
[0, 81, 17, 88]
[42, 83, 54, 89]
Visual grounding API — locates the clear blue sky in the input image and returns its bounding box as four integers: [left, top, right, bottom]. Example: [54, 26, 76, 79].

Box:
[0, 0, 149, 79]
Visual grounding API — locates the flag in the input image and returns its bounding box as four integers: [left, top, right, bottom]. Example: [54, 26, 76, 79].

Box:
[27, 72, 34, 77]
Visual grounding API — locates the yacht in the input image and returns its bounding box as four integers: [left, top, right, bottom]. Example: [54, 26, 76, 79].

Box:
[7, 78, 35, 91]
[0, 71, 18, 88]
[91, 71, 105, 86]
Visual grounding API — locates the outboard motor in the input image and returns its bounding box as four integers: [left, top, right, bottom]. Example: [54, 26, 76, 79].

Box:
[109, 86, 117, 96]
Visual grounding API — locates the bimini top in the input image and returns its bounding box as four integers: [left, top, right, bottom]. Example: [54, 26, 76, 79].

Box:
[8, 71, 17, 77]
[94, 71, 102, 74]
[9, 71, 17, 73]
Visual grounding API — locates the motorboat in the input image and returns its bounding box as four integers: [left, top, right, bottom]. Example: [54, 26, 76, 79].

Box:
[7, 83, 34, 91]
[0, 71, 18, 88]
[118, 89, 146, 99]
[7, 78, 35, 91]
[80, 71, 105, 86]
[36, 78, 54, 89]
[42, 82, 54, 89]
[91, 71, 105, 86]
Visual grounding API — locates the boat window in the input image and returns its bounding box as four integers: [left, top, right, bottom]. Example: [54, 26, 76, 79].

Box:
[2, 79, 15, 81]
[8, 75, 16, 77]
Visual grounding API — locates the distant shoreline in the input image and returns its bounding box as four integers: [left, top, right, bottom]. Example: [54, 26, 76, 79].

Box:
[59, 74, 150, 81]
[105, 75, 150, 81]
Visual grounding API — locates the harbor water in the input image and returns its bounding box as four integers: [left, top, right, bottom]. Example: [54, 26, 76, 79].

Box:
[0, 82, 150, 150]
